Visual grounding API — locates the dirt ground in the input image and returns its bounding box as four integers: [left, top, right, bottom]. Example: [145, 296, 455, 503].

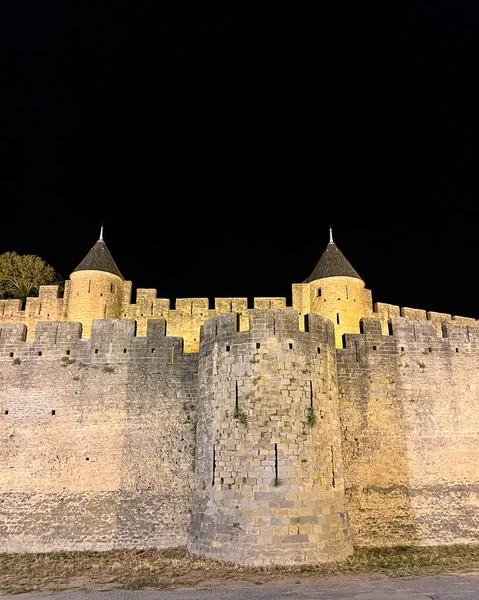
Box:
[1, 545, 479, 596]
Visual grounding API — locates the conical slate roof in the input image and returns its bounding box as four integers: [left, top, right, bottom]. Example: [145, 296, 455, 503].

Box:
[72, 229, 124, 279]
[303, 230, 362, 283]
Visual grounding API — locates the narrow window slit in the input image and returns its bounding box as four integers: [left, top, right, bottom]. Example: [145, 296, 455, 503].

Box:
[274, 443, 278, 481]
[212, 444, 216, 486]
[331, 446, 335, 488]
[304, 314, 310, 332]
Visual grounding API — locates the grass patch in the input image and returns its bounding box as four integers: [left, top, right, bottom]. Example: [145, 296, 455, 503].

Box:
[1, 544, 479, 594]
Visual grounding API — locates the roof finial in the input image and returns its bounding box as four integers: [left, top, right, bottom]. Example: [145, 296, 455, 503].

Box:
[99, 224, 103, 241]
[329, 225, 333, 244]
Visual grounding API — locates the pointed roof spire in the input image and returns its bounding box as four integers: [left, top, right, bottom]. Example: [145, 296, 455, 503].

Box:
[303, 229, 362, 283]
[72, 228, 124, 279]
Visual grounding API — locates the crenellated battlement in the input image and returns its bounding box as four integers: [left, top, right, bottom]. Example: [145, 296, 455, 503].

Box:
[199, 308, 335, 352]
[373, 302, 476, 336]
[344, 314, 479, 348]
[0, 318, 194, 366]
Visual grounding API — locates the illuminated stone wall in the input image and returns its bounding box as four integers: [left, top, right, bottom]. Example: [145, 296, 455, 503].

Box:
[338, 317, 479, 547]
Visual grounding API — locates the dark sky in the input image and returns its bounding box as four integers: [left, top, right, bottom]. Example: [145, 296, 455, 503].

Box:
[1, 2, 478, 318]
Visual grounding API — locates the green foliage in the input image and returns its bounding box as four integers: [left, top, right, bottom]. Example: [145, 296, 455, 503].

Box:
[0, 251, 62, 301]
[102, 365, 115, 373]
[61, 356, 75, 367]
[273, 477, 282, 487]
[233, 406, 247, 426]
[305, 406, 317, 427]
[12, 357, 21, 365]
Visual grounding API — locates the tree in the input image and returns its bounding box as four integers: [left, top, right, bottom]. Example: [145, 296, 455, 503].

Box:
[0, 252, 63, 301]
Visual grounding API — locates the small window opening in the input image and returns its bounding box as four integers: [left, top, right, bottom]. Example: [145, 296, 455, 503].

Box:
[317, 288, 321, 297]
[88, 280, 91, 293]
[317, 347, 321, 354]
[289, 343, 293, 350]
[456, 348, 460, 353]
[256, 343, 260, 349]
[151, 348, 156, 353]
[388, 322, 394, 335]
[86, 457, 89, 461]
[51, 410, 56, 415]
[400, 347, 405, 352]
[38, 351, 42, 356]
[9, 352, 13, 358]
[66, 350, 70, 355]
[235, 381, 239, 410]
[123, 348, 127, 353]
[428, 347, 432, 353]
[346, 285, 349, 299]
[373, 346, 377, 350]
[95, 349, 99, 354]
[226, 345, 230, 352]
[111, 283, 115, 293]
[336, 313, 340, 324]
[4, 410, 8, 415]
[304, 314, 310, 332]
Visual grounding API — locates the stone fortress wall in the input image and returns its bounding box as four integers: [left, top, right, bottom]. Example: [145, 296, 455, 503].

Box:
[0, 319, 198, 553]
[1, 308, 479, 561]
[338, 317, 479, 549]
[188, 310, 352, 566]
[1, 231, 478, 564]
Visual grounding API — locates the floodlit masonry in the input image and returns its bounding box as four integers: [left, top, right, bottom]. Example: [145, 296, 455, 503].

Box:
[0, 228, 478, 565]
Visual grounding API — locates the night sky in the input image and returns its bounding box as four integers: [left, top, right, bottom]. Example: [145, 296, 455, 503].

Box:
[1, 2, 479, 319]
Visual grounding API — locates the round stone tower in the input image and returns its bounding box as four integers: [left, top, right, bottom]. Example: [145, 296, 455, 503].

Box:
[300, 228, 373, 348]
[187, 309, 352, 566]
[66, 228, 124, 338]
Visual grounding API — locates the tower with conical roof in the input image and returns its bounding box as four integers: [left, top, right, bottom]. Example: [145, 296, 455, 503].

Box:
[292, 228, 373, 348]
[66, 227, 126, 337]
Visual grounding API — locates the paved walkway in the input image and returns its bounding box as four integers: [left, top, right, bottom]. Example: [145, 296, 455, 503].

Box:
[2, 570, 479, 599]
